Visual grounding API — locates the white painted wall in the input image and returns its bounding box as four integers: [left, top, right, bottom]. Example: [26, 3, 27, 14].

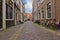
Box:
[2, 0, 6, 29]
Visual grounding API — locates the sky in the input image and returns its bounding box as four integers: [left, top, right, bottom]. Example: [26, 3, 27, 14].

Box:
[23, 0, 33, 13]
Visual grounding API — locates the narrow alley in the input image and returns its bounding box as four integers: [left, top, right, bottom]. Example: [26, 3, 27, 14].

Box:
[0, 0, 60, 40]
[0, 21, 60, 40]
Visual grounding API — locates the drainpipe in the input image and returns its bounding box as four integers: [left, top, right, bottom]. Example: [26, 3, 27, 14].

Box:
[55, 0, 56, 19]
[54, 0, 56, 20]
[37, 0, 38, 20]
[13, 1, 14, 20]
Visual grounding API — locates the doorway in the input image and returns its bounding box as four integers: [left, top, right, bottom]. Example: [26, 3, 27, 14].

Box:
[0, 0, 2, 28]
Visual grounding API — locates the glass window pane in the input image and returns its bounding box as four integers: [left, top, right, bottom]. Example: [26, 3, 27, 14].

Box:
[6, 4, 13, 19]
[47, 3, 51, 18]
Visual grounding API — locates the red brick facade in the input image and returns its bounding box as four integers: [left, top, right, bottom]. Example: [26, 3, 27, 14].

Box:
[56, 0, 60, 22]
[33, 0, 60, 25]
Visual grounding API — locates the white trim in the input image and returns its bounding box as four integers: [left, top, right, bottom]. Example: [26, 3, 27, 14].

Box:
[40, 0, 44, 3]
[2, 0, 6, 29]
[12, 1, 14, 19]
[40, 10, 42, 19]
[11, 0, 13, 2]
[5, 19, 14, 20]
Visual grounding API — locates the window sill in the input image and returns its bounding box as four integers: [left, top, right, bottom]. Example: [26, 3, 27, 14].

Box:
[5, 19, 14, 20]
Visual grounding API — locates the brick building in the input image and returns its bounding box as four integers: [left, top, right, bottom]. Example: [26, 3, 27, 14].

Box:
[14, 0, 21, 25]
[33, 0, 60, 25]
[0, 0, 22, 30]
[20, 0, 25, 23]
[55, 0, 60, 22]
[37, 0, 55, 24]
[32, 0, 38, 22]
[0, 0, 15, 29]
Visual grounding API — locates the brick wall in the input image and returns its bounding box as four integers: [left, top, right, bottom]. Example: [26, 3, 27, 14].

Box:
[56, 0, 60, 22]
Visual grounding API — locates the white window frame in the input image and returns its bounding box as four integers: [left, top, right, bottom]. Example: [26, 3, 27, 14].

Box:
[6, 0, 14, 20]
[46, 2, 52, 19]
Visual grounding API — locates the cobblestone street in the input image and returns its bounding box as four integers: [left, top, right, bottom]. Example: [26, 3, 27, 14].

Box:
[0, 0, 60, 40]
[0, 21, 60, 40]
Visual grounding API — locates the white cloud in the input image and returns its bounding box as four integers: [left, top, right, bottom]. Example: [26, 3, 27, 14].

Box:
[25, 0, 33, 9]
[26, 0, 33, 4]
[25, 3, 32, 9]
[25, 0, 33, 13]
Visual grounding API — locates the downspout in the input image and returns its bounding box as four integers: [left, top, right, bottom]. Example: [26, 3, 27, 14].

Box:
[37, 0, 38, 20]
[54, 0, 56, 20]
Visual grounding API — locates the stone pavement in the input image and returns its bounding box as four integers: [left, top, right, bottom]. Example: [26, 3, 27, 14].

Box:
[0, 21, 60, 40]
[0, 24, 23, 40]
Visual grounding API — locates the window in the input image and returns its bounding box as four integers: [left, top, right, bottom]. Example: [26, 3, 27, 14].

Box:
[39, 11, 41, 19]
[47, 2, 51, 18]
[42, 8, 44, 18]
[6, 4, 13, 19]
[37, 0, 40, 7]
[0, 0, 2, 2]
[6, 0, 14, 19]
[38, 11, 40, 20]
[41, 8, 44, 19]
